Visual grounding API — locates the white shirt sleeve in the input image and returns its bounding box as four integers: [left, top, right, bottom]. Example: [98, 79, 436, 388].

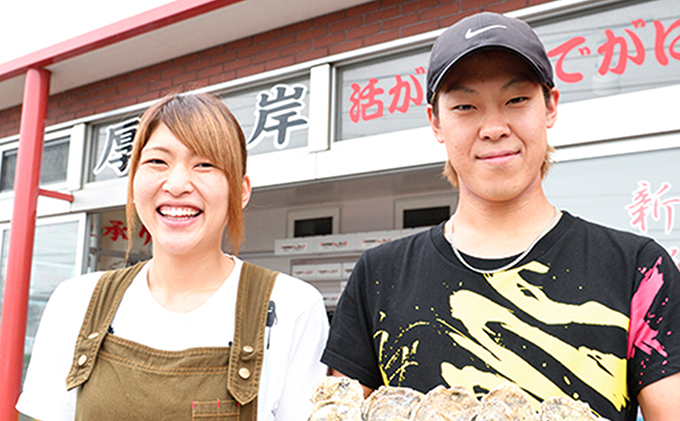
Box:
[17, 266, 329, 421]
[259, 273, 329, 421]
[16, 272, 101, 421]
[273, 299, 329, 420]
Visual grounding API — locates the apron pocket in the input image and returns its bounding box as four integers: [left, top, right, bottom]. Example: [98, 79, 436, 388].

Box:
[192, 399, 240, 420]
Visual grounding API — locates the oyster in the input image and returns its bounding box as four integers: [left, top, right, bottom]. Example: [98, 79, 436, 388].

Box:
[411, 385, 480, 421]
[311, 376, 364, 407]
[439, 408, 481, 421]
[308, 400, 362, 421]
[363, 386, 424, 421]
[482, 383, 538, 421]
[475, 398, 517, 421]
[307, 377, 609, 421]
[538, 396, 598, 421]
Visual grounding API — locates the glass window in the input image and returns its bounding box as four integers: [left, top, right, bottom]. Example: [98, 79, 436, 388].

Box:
[535, 0, 680, 104]
[294, 216, 333, 237]
[286, 207, 340, 237]
[0, 219, 82, 367]
[88, 208, 152, 271]
[222, 75, 310, 155]
[403, 206, 450, 229]
[88, 117, 140, 183]
[0, 136, 70, 193]
[336, 48, 430, 141]
[544, 146, 680, 259]
[0, 149, 16, 192]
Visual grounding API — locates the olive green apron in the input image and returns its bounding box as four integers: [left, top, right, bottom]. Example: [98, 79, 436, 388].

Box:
[65, 261, 278, 420]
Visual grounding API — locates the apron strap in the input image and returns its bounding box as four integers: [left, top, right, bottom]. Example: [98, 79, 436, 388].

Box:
[227, 262, 278, 406]
[66, 261, 147, 390]
[65, 259, 279, 407]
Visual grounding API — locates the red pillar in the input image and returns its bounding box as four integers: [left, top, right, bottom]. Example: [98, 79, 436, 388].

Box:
[0, 67, 51, 420]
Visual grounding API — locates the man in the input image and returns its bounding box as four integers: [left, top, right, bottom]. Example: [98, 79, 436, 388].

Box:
[322, 12, 680, 421]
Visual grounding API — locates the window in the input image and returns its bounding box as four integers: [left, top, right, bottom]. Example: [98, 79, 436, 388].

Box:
[294, 216, 333, 237]
[221, 75, 311, 155]
[88, 208, 153, 271]
[395, 195, 457, 229]
[403, 206, 451, 229]
[544, 144, 680, 256]
[88, 116, 141, 183]
[335, 48, 430, 141]
[287, 207, 340, 238]
[533, 0, 680, 104]
[0, 214, 86, 370]
[0, 136, 70, 193]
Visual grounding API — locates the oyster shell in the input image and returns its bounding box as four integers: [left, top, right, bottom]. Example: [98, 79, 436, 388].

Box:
[363, 386, 424, 421]
[475, 398, 517, 421]
[439, 408, 481, 421]
[538, 396, 598, 421]
[311, 376, 364, 407]
[482, 383, 537, 421]
[411, 385, 480, 421]
[308, 400, 362, 421]
[307, 377, 609, 421]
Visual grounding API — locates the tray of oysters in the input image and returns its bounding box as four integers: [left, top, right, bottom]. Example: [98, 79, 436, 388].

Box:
[308, 377, 610, 421]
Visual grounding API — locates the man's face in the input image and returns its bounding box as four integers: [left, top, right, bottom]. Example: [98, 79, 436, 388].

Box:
[427, 49, 558, 204]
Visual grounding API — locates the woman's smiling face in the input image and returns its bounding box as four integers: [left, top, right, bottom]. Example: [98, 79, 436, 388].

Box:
[133, 123, 231, 258]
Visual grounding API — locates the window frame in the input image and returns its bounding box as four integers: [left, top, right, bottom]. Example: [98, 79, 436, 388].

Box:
[287, 207, 341, 238]
[394, 194, 458, 229]
[0, 127, 75, 196]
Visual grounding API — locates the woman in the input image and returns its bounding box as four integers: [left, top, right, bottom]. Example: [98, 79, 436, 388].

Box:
[17, 93, 329, 420]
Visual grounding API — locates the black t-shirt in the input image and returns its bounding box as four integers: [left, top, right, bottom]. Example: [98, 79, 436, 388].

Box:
[322, 212, 680, 421]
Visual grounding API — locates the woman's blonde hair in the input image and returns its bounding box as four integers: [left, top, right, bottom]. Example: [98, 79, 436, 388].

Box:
[126, 93, 248, 258]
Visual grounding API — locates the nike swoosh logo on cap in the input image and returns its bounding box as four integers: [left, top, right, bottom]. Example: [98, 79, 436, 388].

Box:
[464, 24, 507, 39]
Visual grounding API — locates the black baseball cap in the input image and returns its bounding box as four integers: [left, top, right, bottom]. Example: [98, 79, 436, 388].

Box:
[427, 12, 554, 104]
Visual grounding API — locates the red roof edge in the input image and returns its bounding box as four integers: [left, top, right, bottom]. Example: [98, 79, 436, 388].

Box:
[0, 0, 244, 83]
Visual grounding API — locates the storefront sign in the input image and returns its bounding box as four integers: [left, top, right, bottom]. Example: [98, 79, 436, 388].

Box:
[336, 0, 680, 141]
[88, 77, 310, 181]
[626, 181, 680, 266]
[223, 76, 310, 155]
[546, 19, 679, 84]
[348, 67, 426, 123]
[544, 146, 680, 270]
[86, 0, 679, 175]
[93, 117, 140, 177]
[246, 83, 308, 150]
[336, 48, 429, 141]
[89, 117, 141, 182]
[97, 210, 153, 270]
[536, 0, 680, 103]
[102, 219, 151, 246]
[627, 181, 680, 235]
